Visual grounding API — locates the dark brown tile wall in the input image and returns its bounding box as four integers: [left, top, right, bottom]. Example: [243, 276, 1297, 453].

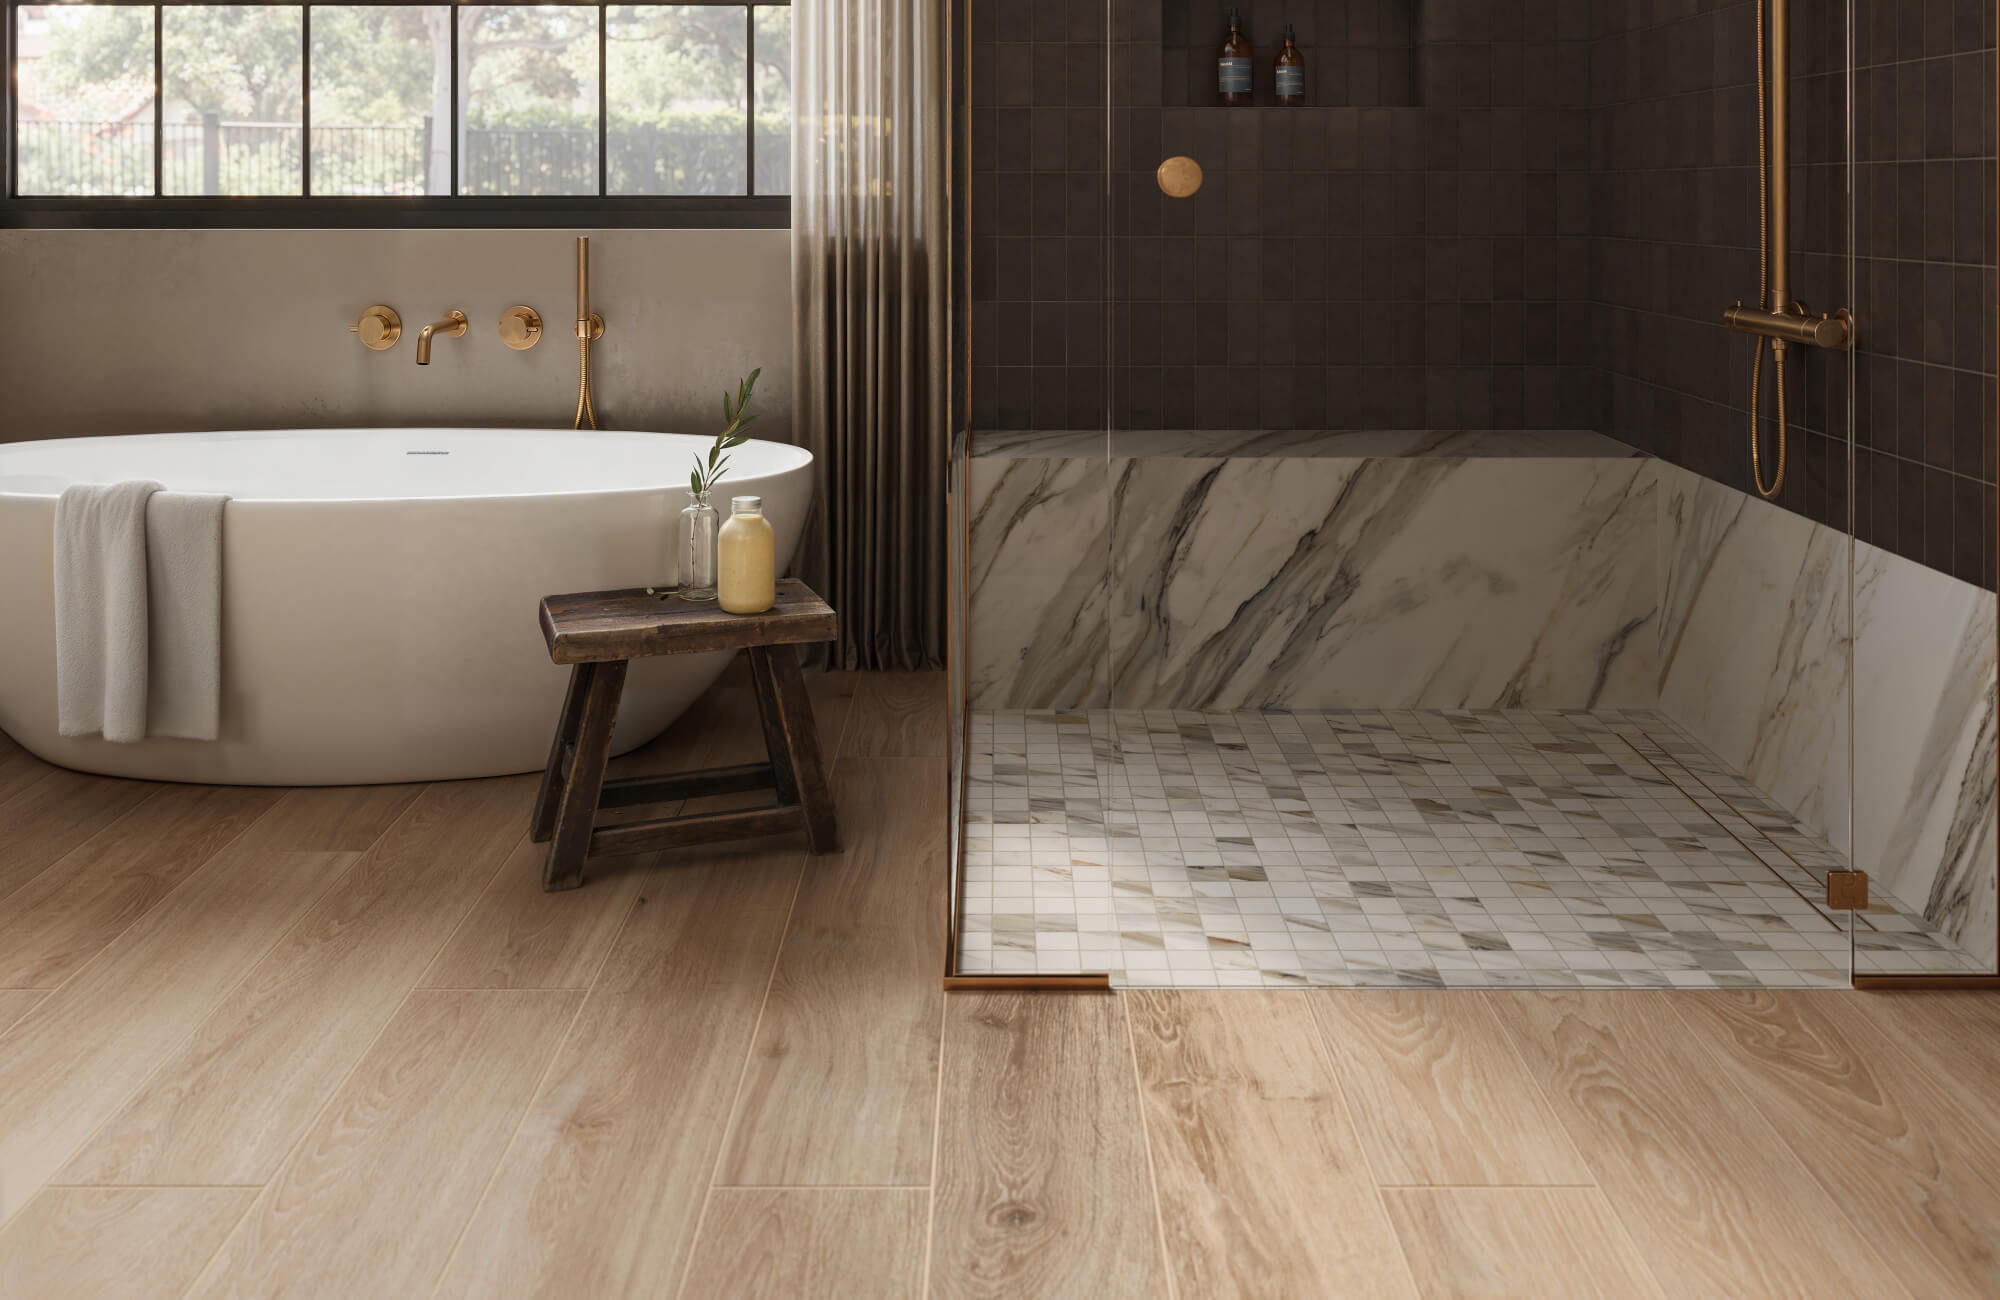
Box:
[963, 0, 1998, 586]
[1592, 0, 1996, 588]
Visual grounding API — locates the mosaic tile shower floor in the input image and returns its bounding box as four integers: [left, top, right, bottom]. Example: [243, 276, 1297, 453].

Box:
[960, 709, 1985, 989]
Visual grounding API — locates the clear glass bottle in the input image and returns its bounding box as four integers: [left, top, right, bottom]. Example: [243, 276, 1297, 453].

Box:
[678, 490, 719, 601]
[718, 496, 777, 615]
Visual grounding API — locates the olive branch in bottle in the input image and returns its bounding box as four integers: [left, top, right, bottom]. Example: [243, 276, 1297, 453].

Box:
[690, 367, 761, 498]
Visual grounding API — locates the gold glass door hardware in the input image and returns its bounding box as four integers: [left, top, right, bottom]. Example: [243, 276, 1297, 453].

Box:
[349, 305, 402, 351]
[499, 306, 544, 350]
[414, 310, 468, 365]
[1826, 869, 1869, 911]
[1725, 301, 1854, 351]
[1157, 155, 1203, 198]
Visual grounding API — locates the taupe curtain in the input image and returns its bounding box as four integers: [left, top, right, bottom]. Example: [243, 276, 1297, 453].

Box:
[791, 0, 949, 670]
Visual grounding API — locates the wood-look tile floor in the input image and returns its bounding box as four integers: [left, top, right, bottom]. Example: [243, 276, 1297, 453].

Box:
[3, 665, 2000, 1298]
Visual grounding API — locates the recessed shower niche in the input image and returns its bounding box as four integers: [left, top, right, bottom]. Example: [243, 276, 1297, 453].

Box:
[1158, 0, 1416, 107]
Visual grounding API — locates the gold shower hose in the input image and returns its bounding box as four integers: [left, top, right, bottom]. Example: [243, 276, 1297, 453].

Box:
[1749, 0, 1786, 500]
[573, 332, 597, 430]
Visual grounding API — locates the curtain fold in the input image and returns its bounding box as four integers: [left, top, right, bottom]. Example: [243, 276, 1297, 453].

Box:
[791, 0, 949, 670]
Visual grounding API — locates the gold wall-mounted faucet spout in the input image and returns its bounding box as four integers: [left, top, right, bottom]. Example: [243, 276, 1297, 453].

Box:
[415, 310, 468, 365]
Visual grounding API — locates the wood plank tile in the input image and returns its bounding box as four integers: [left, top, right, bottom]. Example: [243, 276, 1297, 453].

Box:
[0, 730, 49, 808]
[0, 768, 157, 906]
[1667, 991, 2000, 1298]
[1486, 991, 1915, 1300]
[0, 835, 364, 1220]
[1383, 1188, 1665, 1300]
[1129, 991, 1418, 1300]
[419, 835, 648, 989]
[679, 1189, 927, 1299]
[0, 784, 282, 988]
[186, 990, 580, 1300]
[843, 671, 945, 759]
[426, 670, 854, 991]
[432, 840, 803, 1300]
[717, 757, 946, 1186]
[929, 993, 1168, 1300]
[0, 1187, 257, 1300]
[1309, 991, 1591, 1186]
[59, 777, 532, 1188]
[1846, 992, 2000, 1122]
[241, 782, 425, 853]
[0, 991, 44, 1033]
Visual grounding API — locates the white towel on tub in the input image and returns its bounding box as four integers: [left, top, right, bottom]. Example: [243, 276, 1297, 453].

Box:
[54, 481, 228, 743]
[144, 491, 228, 740]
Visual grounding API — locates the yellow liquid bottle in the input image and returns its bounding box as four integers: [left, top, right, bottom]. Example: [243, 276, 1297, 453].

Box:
[718, 496, 777, 615]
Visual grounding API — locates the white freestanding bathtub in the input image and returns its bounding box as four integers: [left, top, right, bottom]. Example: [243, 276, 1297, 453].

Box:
[0, 428, 815, 785]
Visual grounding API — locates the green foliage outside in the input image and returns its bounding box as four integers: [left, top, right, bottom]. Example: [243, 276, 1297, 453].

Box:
[16, 2, 791, 196]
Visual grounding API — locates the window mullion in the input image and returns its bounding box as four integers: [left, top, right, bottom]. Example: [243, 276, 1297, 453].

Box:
[300, 3, 311, 197]
[449, 2, 459, 196]
[152, 3, 163, 196]
[597, 3, 606, 197]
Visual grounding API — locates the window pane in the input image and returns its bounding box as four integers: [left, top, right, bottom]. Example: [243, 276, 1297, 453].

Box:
[607, 5, 745, 197]
[310, 6, 450, 196]
[459, 5, 599, 197]
[162, 5, 303, 196]
[752, 5, 789, 196]
[14, 4, 157, 196]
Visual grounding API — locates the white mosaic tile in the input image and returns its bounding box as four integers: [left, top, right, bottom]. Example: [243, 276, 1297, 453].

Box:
[959, 709, 1983, 989]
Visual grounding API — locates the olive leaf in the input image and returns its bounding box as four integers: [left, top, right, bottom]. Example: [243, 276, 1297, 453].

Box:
[690, 368, 763, 497]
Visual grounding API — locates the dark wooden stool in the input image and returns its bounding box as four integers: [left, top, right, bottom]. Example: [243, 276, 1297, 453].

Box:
[531, 578, 840, 892]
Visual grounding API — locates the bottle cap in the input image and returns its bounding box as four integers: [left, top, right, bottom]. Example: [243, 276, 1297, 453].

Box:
[731, 495, 763, 513]
[1284, 23, 1296, 41]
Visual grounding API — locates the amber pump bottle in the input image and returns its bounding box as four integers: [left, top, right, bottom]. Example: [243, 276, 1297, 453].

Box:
[1275, 24, 1305, 105]
[1217, 7, 1253, 106]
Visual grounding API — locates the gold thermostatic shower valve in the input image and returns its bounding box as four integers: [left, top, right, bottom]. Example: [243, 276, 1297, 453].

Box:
[1725, 301, 1853, 351]
[499, 306, 544, 350]
[350, 305, 402, 350]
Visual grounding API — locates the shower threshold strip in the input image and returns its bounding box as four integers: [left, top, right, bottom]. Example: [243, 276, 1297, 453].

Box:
[958, 708, 1983, 990]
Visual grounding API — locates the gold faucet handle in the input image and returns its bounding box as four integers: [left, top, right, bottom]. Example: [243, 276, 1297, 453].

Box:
[500, 306, 543, 350]
[351, 305, 402, 351]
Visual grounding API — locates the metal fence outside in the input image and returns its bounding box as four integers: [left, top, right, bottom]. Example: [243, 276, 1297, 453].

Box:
[17, 115, 790, 197]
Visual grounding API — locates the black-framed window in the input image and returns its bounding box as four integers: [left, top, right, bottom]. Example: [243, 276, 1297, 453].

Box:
[1, 0, 790, 226]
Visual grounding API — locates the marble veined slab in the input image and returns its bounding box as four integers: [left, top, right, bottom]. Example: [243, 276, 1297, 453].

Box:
[1853, 541, 1998, 968]
[1655, 462, 1852, 849]
[1655, 461, 1997, 965]
[970, 428, 1638, 460]
[1106, 454, 1659, 710]
[966, 457, 1109, 709]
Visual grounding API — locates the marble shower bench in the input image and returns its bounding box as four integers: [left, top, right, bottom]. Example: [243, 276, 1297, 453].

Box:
[968, 428, 1657, 712]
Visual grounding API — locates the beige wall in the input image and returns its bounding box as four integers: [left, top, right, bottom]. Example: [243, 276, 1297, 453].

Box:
[0, 228, 792, 441]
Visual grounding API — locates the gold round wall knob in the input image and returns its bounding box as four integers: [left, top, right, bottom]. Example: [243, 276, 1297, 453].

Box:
[499, 305, 544, 350]
[1157, 155, 1203, 198]
[350, 305, 402, 350]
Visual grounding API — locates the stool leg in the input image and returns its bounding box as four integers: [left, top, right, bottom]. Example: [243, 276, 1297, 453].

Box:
[543, 659, 628, 891]
[748, 648, 801, 809]
[750, 645, 839, 854]
[530, 662, 597, 844]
